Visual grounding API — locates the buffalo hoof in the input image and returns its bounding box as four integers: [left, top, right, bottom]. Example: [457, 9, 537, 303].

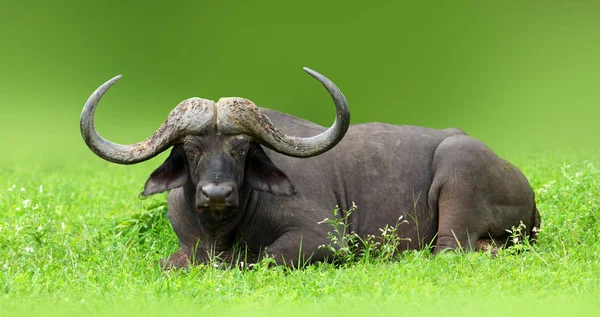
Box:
[433, 239, 501, 256]
[475, 239, 500, 256]
[160, 249, 190, 270]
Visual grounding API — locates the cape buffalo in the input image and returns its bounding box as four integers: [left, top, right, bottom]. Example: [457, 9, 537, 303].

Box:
[80, 68, 540, 268]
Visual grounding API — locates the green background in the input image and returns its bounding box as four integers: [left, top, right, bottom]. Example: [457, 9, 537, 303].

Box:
[2, 0, 600, 165]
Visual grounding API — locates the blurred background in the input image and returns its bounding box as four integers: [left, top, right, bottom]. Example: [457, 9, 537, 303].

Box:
[1, 0, 600, 166]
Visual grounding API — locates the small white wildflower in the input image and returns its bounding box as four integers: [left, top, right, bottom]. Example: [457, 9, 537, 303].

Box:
[39, 185, 43, 193]
[32, 204, 39, 210]
[22, 199, 31, 208]
[15, 207, 21, 211]
[213, 263, 219, 268]
[24, 246, 34, 253]
[7, 188, 12, 192]
[37, 225, 43, 231]
[216, 288, 220, 292]
[512, 237, 519, 244]
[61, 222, 65, 230]
[20, 188, 25, 192]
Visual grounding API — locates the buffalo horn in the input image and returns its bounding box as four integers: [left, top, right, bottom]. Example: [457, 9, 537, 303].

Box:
[80, 75, 215, 164]
[217, 67, 350, 158]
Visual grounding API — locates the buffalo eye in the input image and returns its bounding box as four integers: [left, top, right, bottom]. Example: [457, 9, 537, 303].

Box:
[230, 139, 249, 157]
[186, 148, 200, 159]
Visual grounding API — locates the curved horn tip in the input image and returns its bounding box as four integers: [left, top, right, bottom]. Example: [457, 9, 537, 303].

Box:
[109, 74, 123, 83]
[302, 67, 320, 77]
[302, 67, 333, 85]
[93, 75, 123, 95]
[94, 75, 123, 91]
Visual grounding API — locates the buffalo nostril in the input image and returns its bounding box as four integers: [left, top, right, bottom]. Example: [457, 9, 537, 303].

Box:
[201, 183, 234, 201]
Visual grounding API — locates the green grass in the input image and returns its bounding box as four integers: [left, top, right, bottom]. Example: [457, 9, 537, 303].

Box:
[1, 151, 599, 316]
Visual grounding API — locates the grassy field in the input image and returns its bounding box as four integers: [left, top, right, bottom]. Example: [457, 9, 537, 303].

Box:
[1, 150, 598, 316]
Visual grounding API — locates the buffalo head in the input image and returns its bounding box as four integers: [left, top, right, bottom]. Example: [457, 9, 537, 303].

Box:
[80, 68, 349, 213]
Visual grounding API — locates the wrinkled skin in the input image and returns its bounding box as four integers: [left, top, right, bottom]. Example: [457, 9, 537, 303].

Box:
[145, 109, 540, 269]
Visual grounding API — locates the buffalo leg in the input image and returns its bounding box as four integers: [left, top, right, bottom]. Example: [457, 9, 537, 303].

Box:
[433, 182, 483, 253]
[262, 231, 332, 267]
[430, 135, 536, 254]
[164, 188, 212, 267]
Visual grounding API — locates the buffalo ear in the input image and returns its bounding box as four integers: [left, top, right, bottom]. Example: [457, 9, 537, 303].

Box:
[245, 145, 295, 196]
[142, 147, 189, 196]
